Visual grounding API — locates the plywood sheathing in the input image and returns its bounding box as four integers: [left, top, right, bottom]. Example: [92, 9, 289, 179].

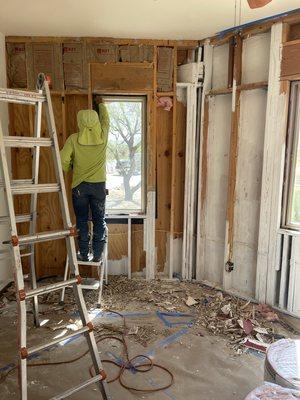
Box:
[281, 39, 300, 79]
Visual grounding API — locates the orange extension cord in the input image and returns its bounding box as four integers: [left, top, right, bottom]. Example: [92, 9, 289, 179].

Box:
[0, 310, 174, 393]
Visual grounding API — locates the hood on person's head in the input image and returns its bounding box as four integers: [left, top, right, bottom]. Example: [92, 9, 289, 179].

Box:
[77, 109, 103, 146]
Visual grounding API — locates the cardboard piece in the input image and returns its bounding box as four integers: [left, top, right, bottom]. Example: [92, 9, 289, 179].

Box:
[157, 47, 174, 92]
[62, 42, 86, 89]
[26, 43, 64, 90]
[6, 43, 27, 88]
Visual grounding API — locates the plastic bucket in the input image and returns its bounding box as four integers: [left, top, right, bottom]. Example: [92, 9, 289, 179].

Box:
[264, 339, 300, 390]
[244, 382, 300, 399]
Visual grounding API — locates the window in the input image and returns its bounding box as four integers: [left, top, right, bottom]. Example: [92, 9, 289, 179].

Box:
[96, 96, 146, 214]
[283, 82, 300, 229]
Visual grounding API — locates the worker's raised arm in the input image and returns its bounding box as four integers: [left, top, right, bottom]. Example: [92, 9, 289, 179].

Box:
[60, 135, 74, 172]
[98, 103, 110, 143]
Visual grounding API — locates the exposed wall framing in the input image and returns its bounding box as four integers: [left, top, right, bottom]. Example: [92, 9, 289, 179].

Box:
[5, 35, 197, 278]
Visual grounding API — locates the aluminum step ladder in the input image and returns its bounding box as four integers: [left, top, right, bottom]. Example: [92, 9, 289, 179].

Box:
[60, 225, 109, 308]
[0, 74, 111, 400]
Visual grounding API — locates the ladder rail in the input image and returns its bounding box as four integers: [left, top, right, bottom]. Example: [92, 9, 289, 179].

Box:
[0, 118, 28, 399]
[43, 79, 110, 399]
[29, 96, 43, 327]
[0, 76, 111, 400]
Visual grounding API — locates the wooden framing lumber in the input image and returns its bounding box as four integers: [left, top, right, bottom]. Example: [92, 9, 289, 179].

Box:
[223, 34, 243, 291]
[195, 41, 213, 282]
[207, 9, 300, 47]
[169, 46, 178, 279]
[5, 36, 198, 48]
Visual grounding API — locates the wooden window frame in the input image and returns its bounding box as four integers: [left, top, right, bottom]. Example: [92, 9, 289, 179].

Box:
[98, 94, 147, 215]
[282, 81, 300, 230]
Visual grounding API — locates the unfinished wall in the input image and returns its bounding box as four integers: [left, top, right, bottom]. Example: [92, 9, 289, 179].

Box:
[201, 94, 231, 286]
[0, 32, 12, 288]
[197, 31, 271, 298]
[231, 89, 267, 297]
[5, 36, 195, 278]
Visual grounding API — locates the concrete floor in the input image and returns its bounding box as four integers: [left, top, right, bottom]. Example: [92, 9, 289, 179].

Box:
[0, 306, 266, 400]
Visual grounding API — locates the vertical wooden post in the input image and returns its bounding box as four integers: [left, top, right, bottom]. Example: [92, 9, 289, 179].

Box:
[127, 217, 132, 279]
[223, 34, 243, 291]
[195, 41, 213, 282]
[169, 45, 177, 279]
[145, 46, 157, 280]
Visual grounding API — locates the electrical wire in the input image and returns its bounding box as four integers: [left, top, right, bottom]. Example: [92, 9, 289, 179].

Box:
[0, 310, 174, 393]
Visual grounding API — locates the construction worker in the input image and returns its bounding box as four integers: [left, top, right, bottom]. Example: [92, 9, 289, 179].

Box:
[60, 99, 109, 262]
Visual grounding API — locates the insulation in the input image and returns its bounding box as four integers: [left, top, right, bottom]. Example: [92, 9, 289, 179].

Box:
[6, 43, 27, 88]
[157, 47, 174, 92]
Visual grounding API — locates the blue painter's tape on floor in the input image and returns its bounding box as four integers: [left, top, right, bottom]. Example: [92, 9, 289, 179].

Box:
[156, 311, 196, 328]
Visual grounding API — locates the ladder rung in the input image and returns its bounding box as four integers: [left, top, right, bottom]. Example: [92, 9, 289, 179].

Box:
[16, 214, 33, 223]
[27, 325, 90, 356]
[0, 88, 46, 105]
[11, 183, 60, 195]
[3, 136, 52, 148]
[50, 374, 106, 400]
[26, 277, 79, 299]
[18, 229, 72, 245]
[20, 252, 33, 258]
[0, 214, 33, 224]
[0, 179, 33, 188]
[77, 260, 102, 266]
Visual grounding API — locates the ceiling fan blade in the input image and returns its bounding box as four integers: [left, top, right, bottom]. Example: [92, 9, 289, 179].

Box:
[247, 0, 272, 8]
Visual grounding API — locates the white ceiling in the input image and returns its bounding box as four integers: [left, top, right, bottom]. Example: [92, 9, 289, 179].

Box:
[1, 0, 300, 40]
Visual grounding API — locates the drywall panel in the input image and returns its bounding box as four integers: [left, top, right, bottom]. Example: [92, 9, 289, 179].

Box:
[242, 32, 271, 84]
[0, 32, 12, 288]
[203, 94, 231, 285]
[231, 90, 267, 297]
[211, 43, 229, 90]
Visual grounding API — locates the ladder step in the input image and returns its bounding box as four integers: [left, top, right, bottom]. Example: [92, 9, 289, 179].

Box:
[0, 88, 46, 105]
[0, 179, 33, 188]
[20, 252, 33, 258]
[11, 183, 60, 195]
[50, 374, 106, 400]
[26, 277, 79, 299]
[18, 229, 73, 245]
[77, 260, 102, 266]
[0, 214, 33, 224]
[27, 325, 90, 356]
[3, 136, 53, 148]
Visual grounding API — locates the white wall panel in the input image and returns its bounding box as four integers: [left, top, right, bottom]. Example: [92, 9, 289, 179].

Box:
[242, 32, 271, 84]
[230, 90, 267, 297]
[202, 94, 231, 285]
[211, 43, 229, 90]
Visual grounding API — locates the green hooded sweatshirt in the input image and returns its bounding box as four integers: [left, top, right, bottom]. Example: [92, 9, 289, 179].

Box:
[60, 105, 109, 188]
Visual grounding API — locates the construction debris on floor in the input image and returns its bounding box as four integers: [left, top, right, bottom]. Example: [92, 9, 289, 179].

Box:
[0, 276, 299, 400]
[0, 276, 295, 353]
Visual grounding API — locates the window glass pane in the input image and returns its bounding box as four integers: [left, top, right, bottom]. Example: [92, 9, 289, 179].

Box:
[291, 121, 300, 225]
[105, 99, 144, 213]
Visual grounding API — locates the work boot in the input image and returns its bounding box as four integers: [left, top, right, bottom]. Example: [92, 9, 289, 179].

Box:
[92, 255, 102, 263]
[77, 253, 89, 262]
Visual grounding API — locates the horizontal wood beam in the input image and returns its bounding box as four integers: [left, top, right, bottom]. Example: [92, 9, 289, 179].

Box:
[5, 35, 199, 48]
[208, 81, 268, 96]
